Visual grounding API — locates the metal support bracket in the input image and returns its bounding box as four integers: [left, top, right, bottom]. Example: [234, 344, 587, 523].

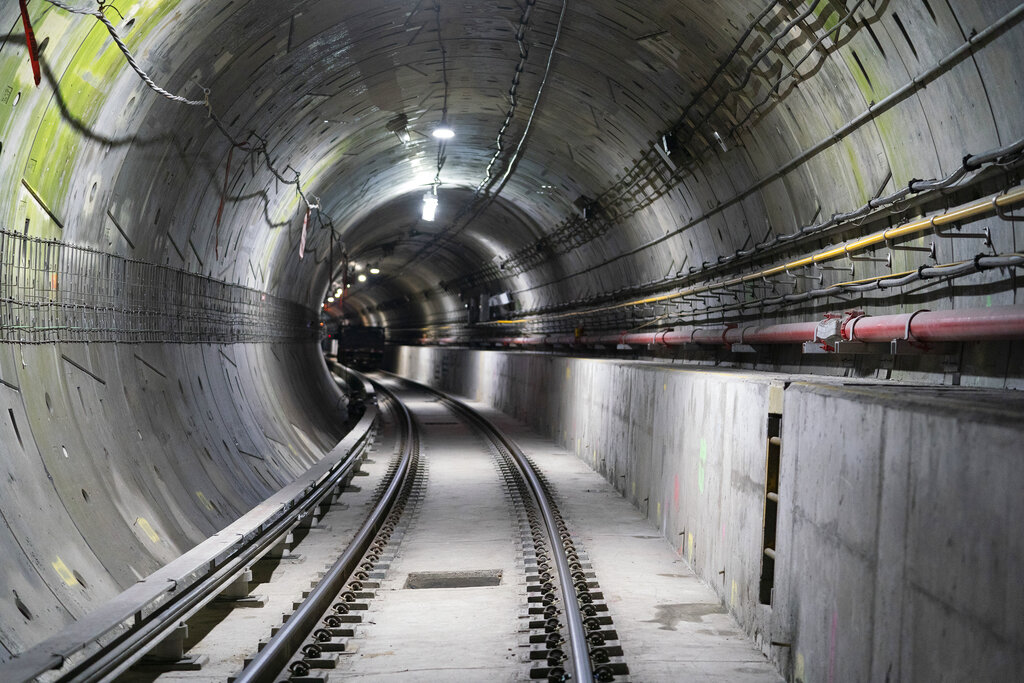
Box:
[262, 532, 303, 562]
[942, 353, 962, 385]
[132, 623, 206, 672]
[832, 341, 875, 354]
[214, 568, 265, 607]
[802, 339, 879, 355]
[801, 342, 832, 354]
[936, 224, 993, 248]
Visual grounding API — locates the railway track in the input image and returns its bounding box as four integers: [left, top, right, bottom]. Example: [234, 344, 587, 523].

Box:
[4, 368, 630, 682]
[411, 375, 629, 682]
[233, 371, 629, 681]
[233, 376, 422, 681]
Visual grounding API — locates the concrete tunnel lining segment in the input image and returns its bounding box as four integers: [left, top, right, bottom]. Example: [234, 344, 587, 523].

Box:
[1, 0, 1023, 679]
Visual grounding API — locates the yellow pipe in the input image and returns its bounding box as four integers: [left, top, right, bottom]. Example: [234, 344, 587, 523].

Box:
[829, 267, 919, 288]
[494, 185, 1024, 324]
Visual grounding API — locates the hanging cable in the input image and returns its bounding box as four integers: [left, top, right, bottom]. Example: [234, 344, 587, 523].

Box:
[42, 0, 206, 105]
[39, 0, 343, 263]
[475, 0, 537, 196]
[408, 0, 568, 269]
[460, 127, 1024, 296]
[433, 0, 449, 189]
[489, 0, 567, 197]
[485, 184, 1024, 323]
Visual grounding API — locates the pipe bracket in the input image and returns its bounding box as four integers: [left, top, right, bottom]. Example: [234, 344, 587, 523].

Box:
[904, 309, 931, 342]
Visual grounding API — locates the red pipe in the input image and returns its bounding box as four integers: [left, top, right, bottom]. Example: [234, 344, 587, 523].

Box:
[844, 306, 1024, 343]
[480, 305, 1024, 348]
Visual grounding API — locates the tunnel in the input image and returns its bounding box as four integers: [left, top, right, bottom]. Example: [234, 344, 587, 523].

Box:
[1, 0, 1023, 680]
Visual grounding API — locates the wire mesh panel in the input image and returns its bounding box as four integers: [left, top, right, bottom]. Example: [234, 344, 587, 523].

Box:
[0, 229, 315, 344]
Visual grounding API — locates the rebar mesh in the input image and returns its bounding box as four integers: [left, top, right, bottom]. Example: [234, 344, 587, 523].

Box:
[0, 229, 316, 344]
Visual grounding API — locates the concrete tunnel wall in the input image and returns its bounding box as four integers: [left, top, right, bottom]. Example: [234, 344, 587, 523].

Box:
[390, 344, 1024, 682]
[0, 342, 348, 659]
[1, 0, 1023, 677]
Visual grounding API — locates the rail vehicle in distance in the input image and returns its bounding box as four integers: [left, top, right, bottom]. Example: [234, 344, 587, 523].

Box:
[324, 325, 386, 370]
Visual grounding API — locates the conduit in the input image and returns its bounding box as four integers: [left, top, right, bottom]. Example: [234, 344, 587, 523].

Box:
[485, 304, 1024, 349]
[493, 185, 1024, 325]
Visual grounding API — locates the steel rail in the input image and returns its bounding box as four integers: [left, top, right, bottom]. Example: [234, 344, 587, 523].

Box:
[3, 376, 377, 683]
[235, 376, 417, 682]
[385, 372, 594, 682]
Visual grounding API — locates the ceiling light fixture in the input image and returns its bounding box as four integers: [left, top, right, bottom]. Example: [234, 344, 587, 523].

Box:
[369, 267, 380, 275]
[432, 117, 455, 139]
[661, 132, 679, 156]
[422, 190, 439, 222]
[327, 296, 335, 303]
[713, 131, 728, 152]
[357, 273, 367, 283]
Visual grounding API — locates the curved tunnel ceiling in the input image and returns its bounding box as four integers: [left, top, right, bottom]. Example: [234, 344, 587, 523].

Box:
[7, 0, 1020, 338]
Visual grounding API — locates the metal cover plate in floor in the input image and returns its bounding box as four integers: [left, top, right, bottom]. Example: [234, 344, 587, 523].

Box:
[404, 570, 503, 589]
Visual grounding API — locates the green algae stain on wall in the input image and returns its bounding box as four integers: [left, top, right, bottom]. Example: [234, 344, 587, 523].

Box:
[3, 0, 185, 235]
[811, 0, 842, 34]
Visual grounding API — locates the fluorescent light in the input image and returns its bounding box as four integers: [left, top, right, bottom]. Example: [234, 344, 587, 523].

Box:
[327, 296, 335, 303]
[357, 273, 367, 283]
[422, 193, 438, 221]
[335, 289, 343, 296]
[713, 131, 727, 152]
[432, 121, 455, 139]
[369, 267, 380, 275]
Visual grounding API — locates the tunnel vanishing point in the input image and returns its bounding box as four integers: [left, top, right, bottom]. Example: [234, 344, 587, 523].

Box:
[1, 0, 1024, 681]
